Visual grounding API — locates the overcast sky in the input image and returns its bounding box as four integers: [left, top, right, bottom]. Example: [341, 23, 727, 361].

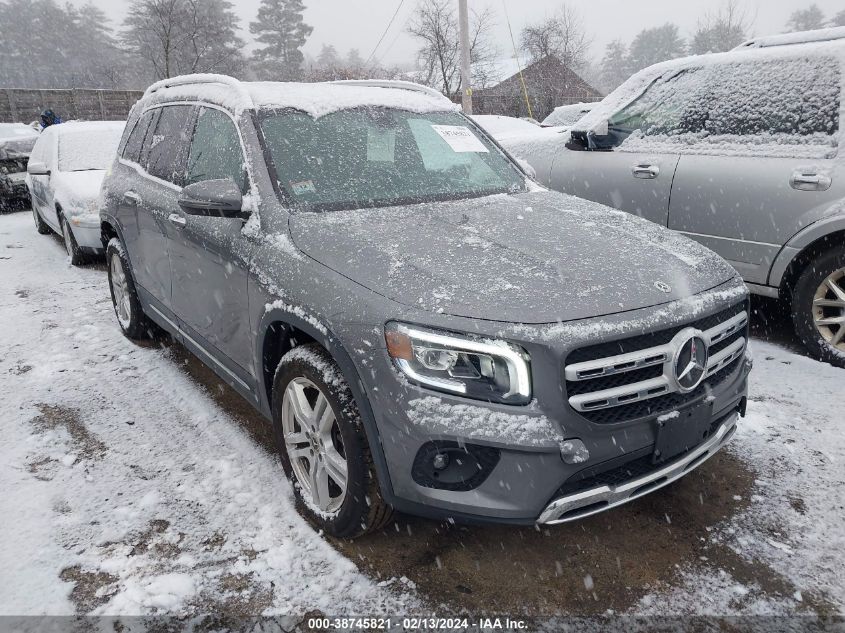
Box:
[76, 0, 844, 68]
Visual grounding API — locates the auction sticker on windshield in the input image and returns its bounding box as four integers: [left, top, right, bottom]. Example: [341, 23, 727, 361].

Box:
[431, 125, 489, 153]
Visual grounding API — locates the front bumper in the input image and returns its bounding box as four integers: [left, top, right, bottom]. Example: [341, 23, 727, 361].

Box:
[350, 283, 752, 525]
[67, 214, 103, 250]
[538, 412, 738, 524]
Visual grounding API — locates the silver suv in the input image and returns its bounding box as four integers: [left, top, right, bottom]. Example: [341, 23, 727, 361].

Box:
[525, 28, 845, 367]
[99, 75, 751, 537]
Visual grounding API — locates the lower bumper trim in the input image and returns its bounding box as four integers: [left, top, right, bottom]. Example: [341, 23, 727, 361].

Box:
[538, 414, 738, 525]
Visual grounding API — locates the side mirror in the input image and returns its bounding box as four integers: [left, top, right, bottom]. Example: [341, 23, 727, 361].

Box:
[565, 131, 589, 152]
[27, 161, 50, 176]
[178, 179, 249, 220]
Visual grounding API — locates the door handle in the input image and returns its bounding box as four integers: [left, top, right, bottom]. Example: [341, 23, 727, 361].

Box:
[790, 172, 832, 192]
[632, 164, 660, 179]
[123, 191, 142, 205]
[168, 213, 187, 228]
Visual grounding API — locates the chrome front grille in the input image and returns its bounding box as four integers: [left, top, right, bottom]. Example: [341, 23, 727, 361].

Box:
[564, 303, 749, 424]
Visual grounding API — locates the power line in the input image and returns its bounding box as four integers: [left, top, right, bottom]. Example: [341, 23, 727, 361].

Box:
[364, 0, 407, 68]
[501, 0, 534, 119]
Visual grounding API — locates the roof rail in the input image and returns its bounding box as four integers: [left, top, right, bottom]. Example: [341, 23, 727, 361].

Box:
[330, 80, 453, 105]
[143, 73, 254, 105]
[734, 26, 845, 49]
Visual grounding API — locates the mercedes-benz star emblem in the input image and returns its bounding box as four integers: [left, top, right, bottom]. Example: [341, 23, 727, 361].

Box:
[654, 281, 672, 293]
[674, 334, 709, 392]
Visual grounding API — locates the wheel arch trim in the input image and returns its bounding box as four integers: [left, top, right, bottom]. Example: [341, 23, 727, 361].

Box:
[256, 308, 397, 503]
[769, 214, 845, 290]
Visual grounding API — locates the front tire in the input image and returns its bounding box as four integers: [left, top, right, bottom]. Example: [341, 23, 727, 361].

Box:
[792, 248, 845, 368]
[272, 344, 393, 538]
[106, 238, 155, 341]
[32, 206, 51, 235]
[60, 213, 87, 266]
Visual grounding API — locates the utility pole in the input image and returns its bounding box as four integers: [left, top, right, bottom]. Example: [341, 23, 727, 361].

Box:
[458, 0, 473, 115]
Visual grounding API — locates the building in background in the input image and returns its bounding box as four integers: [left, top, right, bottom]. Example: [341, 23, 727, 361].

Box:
[470, 56, 603, 120]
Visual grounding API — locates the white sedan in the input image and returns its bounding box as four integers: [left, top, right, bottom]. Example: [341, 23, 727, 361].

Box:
[26, 121, 125, 265]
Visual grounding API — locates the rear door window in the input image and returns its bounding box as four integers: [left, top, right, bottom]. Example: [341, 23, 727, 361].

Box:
[185, 107, 247, 193]
[146, 105, 194, 185]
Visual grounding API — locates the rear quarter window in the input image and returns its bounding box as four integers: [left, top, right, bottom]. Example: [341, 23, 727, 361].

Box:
[123, 110, 156, 165]
[146, 105, 194, 185]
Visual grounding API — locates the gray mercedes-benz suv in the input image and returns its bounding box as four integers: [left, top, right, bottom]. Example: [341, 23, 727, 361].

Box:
[100, 75, 751, 537]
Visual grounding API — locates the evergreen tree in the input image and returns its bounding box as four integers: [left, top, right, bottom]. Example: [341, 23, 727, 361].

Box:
[833, 10, 845, 27]
[627, 23, 686, 73]
[599, 39, 630, 93]
[316, 44, 339, 68]
[785, 4, 825, 32]
[346, 48, 364, 71]
[249, 0, 313, 80]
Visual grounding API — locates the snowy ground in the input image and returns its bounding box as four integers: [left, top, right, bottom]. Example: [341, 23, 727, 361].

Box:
[0, 209, 843, 623]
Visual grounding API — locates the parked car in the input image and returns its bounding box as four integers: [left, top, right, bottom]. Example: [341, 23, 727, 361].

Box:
[472, 114, 541, 140]
[520, 28, 845, 368]
[472, 114, 569, 173]
[27, 121, 125, 265]
[0, 123, 39, 212]
[100, 75, 751, 537]
[541, 102, 595, 128]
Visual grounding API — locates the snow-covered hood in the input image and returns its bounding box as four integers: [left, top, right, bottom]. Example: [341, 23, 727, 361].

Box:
[53, 170, 106, 213]
[0, 124, 39, 159]
[289, 190, 738, 324]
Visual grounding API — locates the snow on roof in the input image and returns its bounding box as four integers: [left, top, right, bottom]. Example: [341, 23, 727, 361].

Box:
[574, 36, 845, 136]
[735, 26, 845, 49]
[144, 73, 459, 119]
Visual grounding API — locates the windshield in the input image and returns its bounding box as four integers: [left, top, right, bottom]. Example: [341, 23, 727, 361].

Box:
[259, 108, 527, 211]
[58, 126, 123, 172]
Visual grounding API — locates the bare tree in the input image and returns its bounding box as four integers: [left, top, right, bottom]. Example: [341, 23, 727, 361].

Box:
[520, 5, 591, 71]
[691, 0, 752, 54]
[122, 0, 244, 81]
[834, 10, 845, 27]
[407, 0, 497, 97]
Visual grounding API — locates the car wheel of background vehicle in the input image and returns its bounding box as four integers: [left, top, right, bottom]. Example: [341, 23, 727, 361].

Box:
[32, 206, 51, 235]
[106, 237, 156, 341]
[792, 248, 845, 368]
[272, 343, 393, 538]
[60, 213, 87, 266]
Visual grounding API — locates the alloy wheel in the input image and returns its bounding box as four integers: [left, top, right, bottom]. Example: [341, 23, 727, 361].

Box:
[812, 267, 845, 352]
[109, 253, 132, 328]
[281, 376, 348, 514]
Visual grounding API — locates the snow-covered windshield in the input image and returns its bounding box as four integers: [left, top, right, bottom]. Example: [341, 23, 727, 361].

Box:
[58, 126, 124, 172]
[542, 104, 594, 127]
[259, 108, 527, 212]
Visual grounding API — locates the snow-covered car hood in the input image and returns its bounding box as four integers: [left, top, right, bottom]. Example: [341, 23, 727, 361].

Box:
[52, 170, 106, 213]
[289, 190, 738, 324]
[0, 124, 39, 159]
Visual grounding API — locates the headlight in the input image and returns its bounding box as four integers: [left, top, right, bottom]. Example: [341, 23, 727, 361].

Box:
[385, 322, 531, 405]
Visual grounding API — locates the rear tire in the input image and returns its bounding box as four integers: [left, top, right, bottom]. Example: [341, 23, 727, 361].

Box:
[792, 248, 845, 368]
[32, 206, 50, 235]
[106, 238, 156, 341]
[272, 344, 393, 538]
[60, 213, 87, 266]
